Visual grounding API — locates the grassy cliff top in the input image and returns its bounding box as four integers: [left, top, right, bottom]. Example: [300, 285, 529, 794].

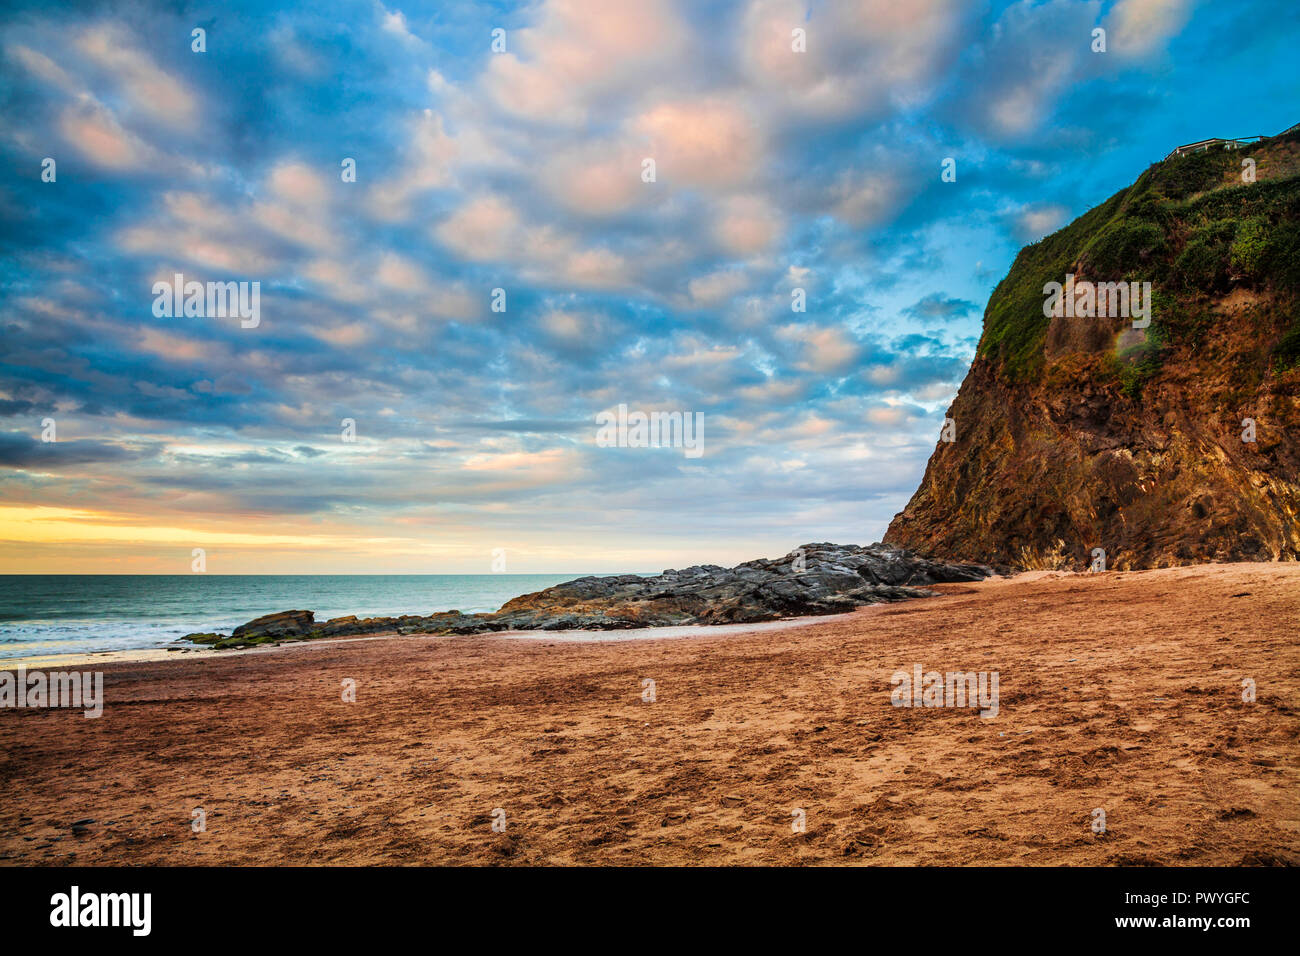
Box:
[977, 126, 1300, 383]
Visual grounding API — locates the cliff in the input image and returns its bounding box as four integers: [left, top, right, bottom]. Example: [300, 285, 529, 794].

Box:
[885, 126, 1300, 569]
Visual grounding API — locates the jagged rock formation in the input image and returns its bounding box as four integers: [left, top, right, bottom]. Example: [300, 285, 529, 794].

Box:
[885, 126, 1300, 570]
[187, 543, 993, 646]
[485, 542, 992, 628]
[232, 609, 314, 639]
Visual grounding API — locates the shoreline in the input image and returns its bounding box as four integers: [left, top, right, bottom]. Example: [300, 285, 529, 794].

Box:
[0, 564, 1268, 671]
[0, 603, 862, 670]
[0, 566, 1201, 669]
[1, 545, 1033, 668]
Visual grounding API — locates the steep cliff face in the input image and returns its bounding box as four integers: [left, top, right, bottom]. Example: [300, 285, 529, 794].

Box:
[885, 128, 1300, 570]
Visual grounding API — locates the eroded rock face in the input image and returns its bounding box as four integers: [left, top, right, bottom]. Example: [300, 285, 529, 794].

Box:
[202, 543, 993, 643]
[230, 609, 315, 639]
[886, 130, 1300, 570]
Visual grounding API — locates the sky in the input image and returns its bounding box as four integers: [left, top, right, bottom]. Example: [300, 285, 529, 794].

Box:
[0, 0, 1297, 574]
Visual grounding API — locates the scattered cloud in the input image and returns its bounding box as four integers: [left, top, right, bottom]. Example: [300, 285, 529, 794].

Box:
[0, 0, 1277, 570]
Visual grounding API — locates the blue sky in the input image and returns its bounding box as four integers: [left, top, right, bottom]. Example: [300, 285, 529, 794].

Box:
[1, 0, 1297, 572]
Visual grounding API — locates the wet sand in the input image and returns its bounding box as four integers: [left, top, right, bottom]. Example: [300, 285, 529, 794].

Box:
[1, 562, 1297, 865]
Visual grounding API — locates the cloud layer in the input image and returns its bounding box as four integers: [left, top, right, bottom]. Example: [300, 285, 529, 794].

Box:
[0, 0, 1293, 571]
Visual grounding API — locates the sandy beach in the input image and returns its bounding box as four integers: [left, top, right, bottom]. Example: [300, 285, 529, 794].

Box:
[1, 562, 1296, 866]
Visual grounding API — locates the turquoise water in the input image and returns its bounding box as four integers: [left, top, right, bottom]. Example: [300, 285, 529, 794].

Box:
[0, 574, 594, 659]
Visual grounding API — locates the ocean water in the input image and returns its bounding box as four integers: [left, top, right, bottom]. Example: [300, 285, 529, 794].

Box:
[0, 574, 595, 660]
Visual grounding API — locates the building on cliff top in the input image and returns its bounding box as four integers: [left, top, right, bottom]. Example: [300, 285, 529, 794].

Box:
[1162, 121, 1300, 162]
[1163, 135, 1264, 161]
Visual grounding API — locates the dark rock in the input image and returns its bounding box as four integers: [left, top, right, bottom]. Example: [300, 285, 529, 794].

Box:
[486, 542, 993, 630]
[180, 632, 223, 644]
[220, 543, 993, 641]
[231, 609, 315, 639]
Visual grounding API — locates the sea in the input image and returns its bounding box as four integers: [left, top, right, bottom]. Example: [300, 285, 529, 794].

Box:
[0, 574, 600, 660]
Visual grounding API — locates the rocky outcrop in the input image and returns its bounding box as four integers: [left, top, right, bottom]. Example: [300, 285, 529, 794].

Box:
[192, 543, 994, 645]
[886, 126, 1300, 569]
[486, 542, 992, 630]
[231, 609, 315, 639]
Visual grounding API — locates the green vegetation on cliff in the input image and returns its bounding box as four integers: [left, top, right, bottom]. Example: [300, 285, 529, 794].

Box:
[977, 128, 1300, 382]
